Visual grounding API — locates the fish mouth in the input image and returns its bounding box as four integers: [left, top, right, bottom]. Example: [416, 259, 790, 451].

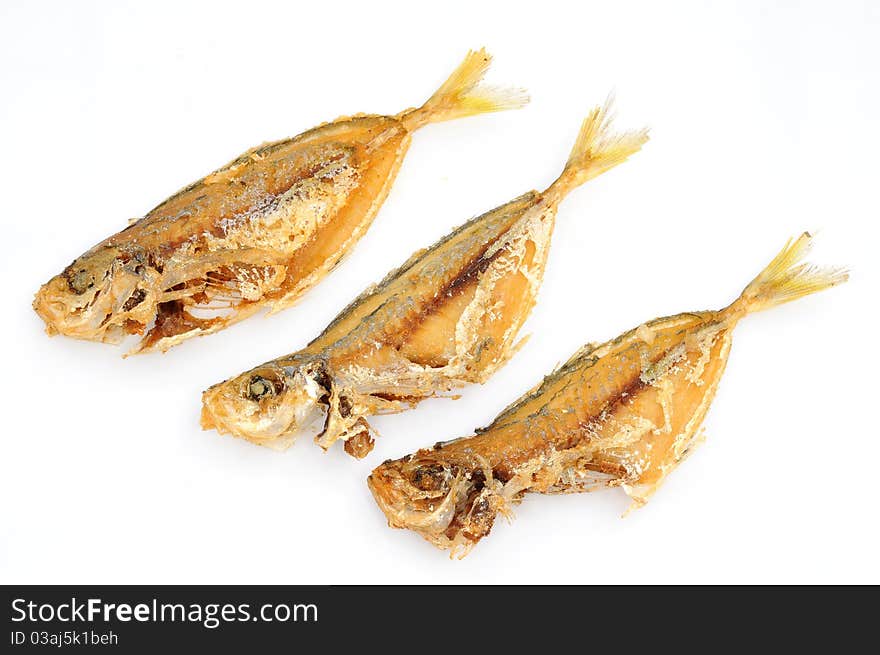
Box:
[33, 284, 70, 337]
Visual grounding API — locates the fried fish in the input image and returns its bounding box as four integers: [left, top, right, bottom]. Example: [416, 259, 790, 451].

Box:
[201, 101, 648, 458]
[33, 49, 527, 353]
[368, 233, 847, 556]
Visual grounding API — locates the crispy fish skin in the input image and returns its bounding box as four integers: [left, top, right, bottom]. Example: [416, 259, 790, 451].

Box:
[368, 233, 847, 556]
[33, 49, 527, 354]
[201, 102, 649, 458]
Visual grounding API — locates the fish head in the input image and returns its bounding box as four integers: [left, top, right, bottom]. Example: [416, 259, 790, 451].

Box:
[369, 453, 505, 554]
[33, 245, 160, 343]
[200, 360, 326, 448]
[368, 455, 467, 534]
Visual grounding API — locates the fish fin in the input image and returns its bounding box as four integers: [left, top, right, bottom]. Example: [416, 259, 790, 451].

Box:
[315, 385, 384, 458]
[545, 96, 649, 202]
[399, 48, 528, 130]
[728, 232, 848, 317]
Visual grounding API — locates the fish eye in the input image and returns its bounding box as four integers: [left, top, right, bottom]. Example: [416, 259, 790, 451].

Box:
[410, 463, 447, 491]
[68, 269, 95, 295]
[247, 375, 276, 401]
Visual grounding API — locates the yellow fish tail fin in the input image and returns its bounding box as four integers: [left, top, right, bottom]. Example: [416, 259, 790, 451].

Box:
[545, 96, 649, 202]
[400, 48, 528, 130]
[731, 232, 848, 316]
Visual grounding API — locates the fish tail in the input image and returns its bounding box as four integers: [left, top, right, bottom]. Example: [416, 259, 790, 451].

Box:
[728, 232, 848, 317]
[399, 48, 528, 130]
[545, 96, 649, 202]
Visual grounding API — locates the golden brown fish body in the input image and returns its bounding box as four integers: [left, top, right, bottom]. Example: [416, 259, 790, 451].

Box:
[201, 103, 649, 458]
[33, 50, 527, 353]
[368, 233, 847, 556]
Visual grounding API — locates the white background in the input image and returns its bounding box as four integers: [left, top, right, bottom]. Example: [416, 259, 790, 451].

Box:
[1, 0, 877, 584]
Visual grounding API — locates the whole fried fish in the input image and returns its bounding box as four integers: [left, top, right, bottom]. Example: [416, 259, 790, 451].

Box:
[33, 49, 527, 354]
[201, 101, 648, 458]
[368, 233, 847, 556]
